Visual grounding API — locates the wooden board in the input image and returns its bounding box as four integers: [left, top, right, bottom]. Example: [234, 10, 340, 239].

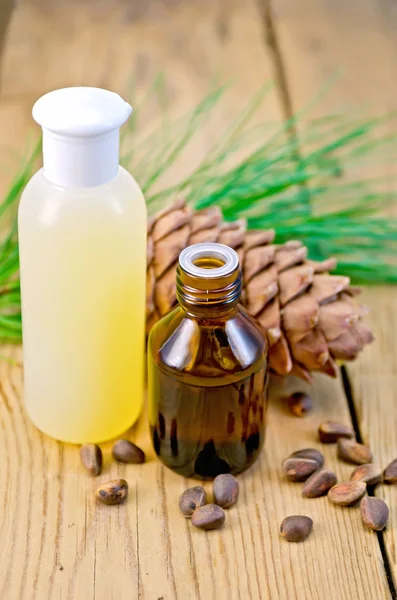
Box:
[272, 0, 397, 188]
[273, 0, 397, 596]
[272, 0, 397, 114]
[348, 287, 397, 592]
[0, 0, 280, 198]
[0, 0, 394, 598]
[0, 346, 389, 600]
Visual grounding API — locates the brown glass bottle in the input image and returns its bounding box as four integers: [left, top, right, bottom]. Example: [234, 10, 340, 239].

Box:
[147, 242, 269, 479]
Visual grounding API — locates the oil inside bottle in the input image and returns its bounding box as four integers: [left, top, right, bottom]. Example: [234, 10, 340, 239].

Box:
[148, 243, 269, 479]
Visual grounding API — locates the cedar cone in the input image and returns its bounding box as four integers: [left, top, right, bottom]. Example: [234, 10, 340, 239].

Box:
[146, 199, 374, 383]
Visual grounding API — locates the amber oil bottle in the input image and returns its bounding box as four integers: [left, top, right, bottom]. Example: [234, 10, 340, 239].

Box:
[148, 242, 269, 479]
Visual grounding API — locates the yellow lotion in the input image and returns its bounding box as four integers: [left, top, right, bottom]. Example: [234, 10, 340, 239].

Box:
[18, 87, 146, 443]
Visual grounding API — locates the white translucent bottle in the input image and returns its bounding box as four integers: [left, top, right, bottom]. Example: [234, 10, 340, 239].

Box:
[18, 87, 147, 443]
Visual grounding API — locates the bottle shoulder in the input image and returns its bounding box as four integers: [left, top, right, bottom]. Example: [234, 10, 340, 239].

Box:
[148, 305, 268, 379]
[19, 167, 146, 224]
[20, 169, 43, 199]
[21, 166, 143, 198]
[117, 166, 145, 200]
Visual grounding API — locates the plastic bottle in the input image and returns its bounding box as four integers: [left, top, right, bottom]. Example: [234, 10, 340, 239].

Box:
[148, 242, 269, 479]
[18, 87, 146, 443]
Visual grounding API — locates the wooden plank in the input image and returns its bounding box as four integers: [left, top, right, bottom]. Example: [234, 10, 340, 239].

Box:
[0, 0, 390, 598]
[348, 287, 397, 592]
[0, 0, 280, 198]
[271, 0, 397, 595]
[270, 0, 397, 115]
[0, 345, 389, 599]
[267, 0, 397, 204]
[0, 0, 13, 66]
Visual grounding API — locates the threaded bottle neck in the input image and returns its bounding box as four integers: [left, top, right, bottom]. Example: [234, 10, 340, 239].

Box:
[176, 243, 242, 317]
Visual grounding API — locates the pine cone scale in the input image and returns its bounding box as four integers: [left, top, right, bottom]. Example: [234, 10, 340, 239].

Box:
[278, 265, 314, 306]
[318, 298, 359, 342]
[282, 295, 319, 342]
[246, 266, 278, 315]
[290, 328, 329, 371]
[275, 246, 308, 272]
[310, 274, 351, 304]
[256, 298, 281, 345]
[269, 335, 293, 375]
[244, 246, 276, 282]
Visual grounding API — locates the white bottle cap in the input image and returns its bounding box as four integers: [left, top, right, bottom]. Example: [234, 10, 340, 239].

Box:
[33, 87, 132, 188]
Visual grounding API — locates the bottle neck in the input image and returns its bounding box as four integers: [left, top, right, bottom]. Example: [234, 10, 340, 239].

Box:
[176, 244, 242, 319]
[42, 128, 120, 188]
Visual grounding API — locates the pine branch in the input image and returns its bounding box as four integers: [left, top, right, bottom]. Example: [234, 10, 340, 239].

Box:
[0, 84, 396, 343]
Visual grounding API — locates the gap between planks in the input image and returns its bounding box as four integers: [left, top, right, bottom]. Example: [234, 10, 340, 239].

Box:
[342, 366, 397, 600]
[0, 0, 392, 596]
[254, 1, 397, 597]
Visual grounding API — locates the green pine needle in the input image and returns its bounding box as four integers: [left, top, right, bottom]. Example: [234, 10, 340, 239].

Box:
[0, 84, 396, 343]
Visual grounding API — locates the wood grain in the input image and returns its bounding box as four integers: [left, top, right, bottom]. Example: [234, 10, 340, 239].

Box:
[348, 287, 397, 593]
[272, 0, 397, 115]
[0, 345, 389, 600]
[273, 0, 397, 596]
[0, 0, 393, 598]
[0, 0, 280, 198]
[0, 0, 14, 67]
[270, 0, 397, 201]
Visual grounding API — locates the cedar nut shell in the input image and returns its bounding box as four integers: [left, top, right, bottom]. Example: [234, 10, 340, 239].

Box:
[96, 479, 128, 505]
[179, 486, 207, 517]
[112, 440, 145, 464]
[191, 504, 225, 530]
[303, 469, 337, 498]
[289, 448, 325, 468]
[79, 443, 102, 476]
[337, 439, 373, 465]
[360, 497, 389, 531]
[282, 457, 319, 482]
[384, 458, 397, 484]
[350, 464, 382, 486]
[318, 421, 354, 443]
[328, 481, 366, 506]
[213, 474, 239, 509]
[287, 392, 313, 417]
[280, 515, 313, 542]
